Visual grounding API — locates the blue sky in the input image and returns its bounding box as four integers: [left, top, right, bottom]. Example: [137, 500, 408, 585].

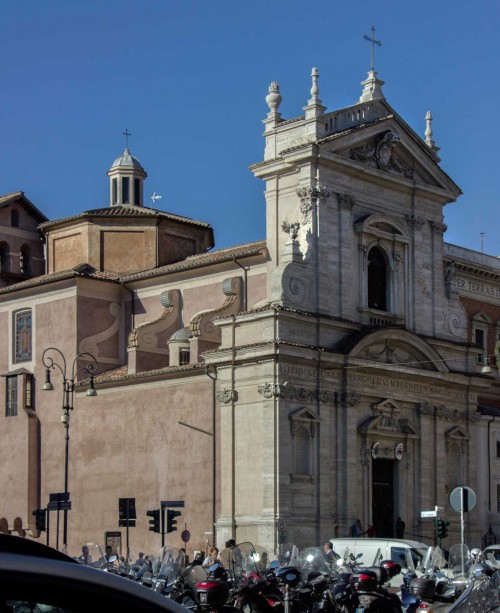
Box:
[1, 0, 498, 255]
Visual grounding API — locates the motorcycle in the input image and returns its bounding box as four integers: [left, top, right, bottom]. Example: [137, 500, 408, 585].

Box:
[445, 569, 500, 612]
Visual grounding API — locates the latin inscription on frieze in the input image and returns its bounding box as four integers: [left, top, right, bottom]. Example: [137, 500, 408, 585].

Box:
[278, 364, 474, 402]
[455, 277, 500, 300]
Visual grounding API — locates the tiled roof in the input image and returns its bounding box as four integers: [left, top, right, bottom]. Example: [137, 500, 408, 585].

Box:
[0, 191, 48, 223]
[93, 363, 205, 384]
[0, 268, 121, 295]
[0, 240, 267, 295]
[121, 240, 267, 281]
[39, 205, 212, 230]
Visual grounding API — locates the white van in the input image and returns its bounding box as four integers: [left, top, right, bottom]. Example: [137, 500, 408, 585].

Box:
[329, 537, 428, 569]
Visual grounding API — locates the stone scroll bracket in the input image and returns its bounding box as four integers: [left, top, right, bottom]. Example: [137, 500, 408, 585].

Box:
[127, 289, 181, 375]
[189, 277, 243, 361]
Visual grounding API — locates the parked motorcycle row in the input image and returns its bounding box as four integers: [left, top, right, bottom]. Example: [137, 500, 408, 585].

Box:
[73, 541, 500, 612]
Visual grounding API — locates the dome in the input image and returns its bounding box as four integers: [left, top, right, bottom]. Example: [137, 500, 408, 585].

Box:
[169, 327, 190, 342]
[110, 148, 145, 171]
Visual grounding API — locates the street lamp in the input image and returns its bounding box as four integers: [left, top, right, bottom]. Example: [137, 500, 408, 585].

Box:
[42, 347, 98, 550]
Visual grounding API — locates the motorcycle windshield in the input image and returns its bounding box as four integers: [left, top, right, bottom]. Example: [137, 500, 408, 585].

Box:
[220, 541, 260, 581]
[404, 548, 416, 575]
[277, 543, 300, 567]
[157, 547, 185, 581]
[423, 545, 447, 573]
[183, 564, 209, 589]
[74, 542, 105, 567]
[449, 544, 471, 579]
[297, 546, 332, 581]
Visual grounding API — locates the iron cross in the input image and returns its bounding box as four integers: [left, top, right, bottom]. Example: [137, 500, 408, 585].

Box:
[123, 129, 132, 148]
[363, 26, 382, 72]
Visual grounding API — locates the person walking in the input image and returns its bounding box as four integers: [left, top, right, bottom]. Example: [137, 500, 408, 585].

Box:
[349, 519, 363, 536]
[395, 517, 406, 539]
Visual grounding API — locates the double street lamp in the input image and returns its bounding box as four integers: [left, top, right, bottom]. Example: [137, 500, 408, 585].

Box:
[42, 347, 98, 550]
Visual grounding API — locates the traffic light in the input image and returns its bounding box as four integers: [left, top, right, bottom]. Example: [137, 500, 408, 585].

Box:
[436, 518, 449, 539]
[147, 509, 160, 533]
[32, 508, 46, 532]
[166, 509, 181, 533]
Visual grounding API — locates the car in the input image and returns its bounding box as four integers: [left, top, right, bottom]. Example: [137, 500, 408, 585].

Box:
[0, 533, 190, 612]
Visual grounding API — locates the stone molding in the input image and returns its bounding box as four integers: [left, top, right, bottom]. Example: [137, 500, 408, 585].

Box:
[418, 401, 479, 422]
[257, 382, 359, 406]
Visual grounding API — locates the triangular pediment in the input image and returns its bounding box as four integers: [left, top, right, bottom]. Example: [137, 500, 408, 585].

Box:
[318, 106, 461, 198]
[358, 402, 419, 439]
[445, 426, 469, 441]
[289, 407, 320, 423]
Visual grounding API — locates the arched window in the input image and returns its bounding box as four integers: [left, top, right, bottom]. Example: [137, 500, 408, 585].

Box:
[11, 209, 19, 227]
[368, 246, 388, 311]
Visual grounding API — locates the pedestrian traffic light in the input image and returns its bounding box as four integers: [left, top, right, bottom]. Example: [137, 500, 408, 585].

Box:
[147, 509, 160, 533]
[32, 508, 46, 532]
[166, 509, 181, 533]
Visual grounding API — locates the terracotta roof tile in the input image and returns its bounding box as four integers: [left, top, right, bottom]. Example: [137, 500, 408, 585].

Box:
[39, 205, 212, 230]
[121, 240, 267, 281]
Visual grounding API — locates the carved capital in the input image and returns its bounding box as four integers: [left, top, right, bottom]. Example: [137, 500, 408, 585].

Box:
[281, 219, 300, 240]
[296, 186, 330, 223]
[431, 221, 448, 234]
[405, 215, 425, 228]
[337, 193, 355, 210]
[216, 388, 238, 404]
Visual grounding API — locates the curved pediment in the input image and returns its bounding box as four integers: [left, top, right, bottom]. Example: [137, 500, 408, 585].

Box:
[348, 328, 448, 373]
[354, 212, 409, 238]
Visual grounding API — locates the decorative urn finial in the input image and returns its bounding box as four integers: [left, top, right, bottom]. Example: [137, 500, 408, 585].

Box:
[266, 82, 282, 113]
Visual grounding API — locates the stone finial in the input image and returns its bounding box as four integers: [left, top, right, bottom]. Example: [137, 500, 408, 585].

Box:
[310, 67, 319, 101]
[424, 111, 440, 156]
[425, 111, 435, 147]
[266, 82, 282, 114]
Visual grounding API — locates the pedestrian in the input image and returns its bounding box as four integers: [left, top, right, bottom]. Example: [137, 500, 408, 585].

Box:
[78, 545, 92, 566]
[395, 517, 406, 539]
[323, 542, 336, 565]
[134, 552, 146, 566]
[203, 545, 219, 567]
[349, 519, 363, 536]
[365, 524, 376, 537]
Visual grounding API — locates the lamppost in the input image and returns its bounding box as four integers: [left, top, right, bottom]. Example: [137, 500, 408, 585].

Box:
[42, 347, 98, 550]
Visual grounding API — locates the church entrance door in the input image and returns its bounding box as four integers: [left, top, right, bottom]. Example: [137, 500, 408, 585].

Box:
[372, 459, 394, 538]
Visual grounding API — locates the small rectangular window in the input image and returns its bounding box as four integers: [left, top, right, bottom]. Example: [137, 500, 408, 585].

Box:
[475, 328, 485, 348]
[497, 441, 500, 458]
[497, 484, 500, 513]
[122, 177, 130, 204]
[179, 349, 190, 365]
[6, 376, 17, 416]
[25, 374, 33, 409]
[112, 178, 118, 204]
